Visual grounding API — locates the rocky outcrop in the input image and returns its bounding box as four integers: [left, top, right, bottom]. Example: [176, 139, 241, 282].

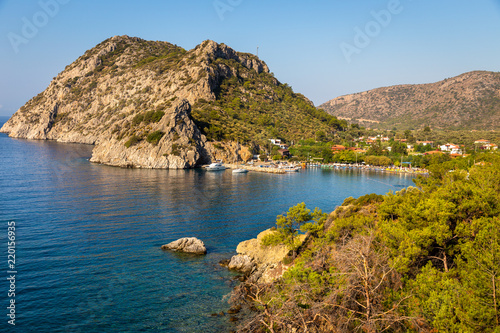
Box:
[0, 35, 270, 169]
[236, 229, 290, 266]
[227, 229, 306, 283]
[227, 254, 254, 274]
[89, 100, 210, 168]
[161, 237, 207, 255]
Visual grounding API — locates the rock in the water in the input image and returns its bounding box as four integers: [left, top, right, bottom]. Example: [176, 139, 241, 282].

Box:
[218, 259, 230, 267]
[227, 254, 255, 274]
[161, 237, 207, 254]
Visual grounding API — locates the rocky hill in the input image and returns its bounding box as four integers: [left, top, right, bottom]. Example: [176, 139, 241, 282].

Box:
[1, 36, 345, 168]
[320, 71, 500, 130]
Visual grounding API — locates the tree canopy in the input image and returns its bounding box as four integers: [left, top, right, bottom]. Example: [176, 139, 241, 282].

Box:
[233, 152, 500, 332]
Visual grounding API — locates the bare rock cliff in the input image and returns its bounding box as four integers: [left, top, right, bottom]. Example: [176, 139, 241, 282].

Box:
[0, 36, 269, 168]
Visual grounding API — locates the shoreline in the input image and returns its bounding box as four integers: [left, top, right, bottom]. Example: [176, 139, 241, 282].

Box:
[223, 162, 428, 176]
[317, 163, 428, 175]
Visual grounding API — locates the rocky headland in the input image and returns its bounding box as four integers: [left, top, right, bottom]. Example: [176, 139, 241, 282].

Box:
[1, 35, 345, 169]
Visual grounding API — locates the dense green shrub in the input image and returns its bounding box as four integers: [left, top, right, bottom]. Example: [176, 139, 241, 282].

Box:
[146, 131, 164, 145]
[364, 155, 392, 166]
[132, 110, 165, 126]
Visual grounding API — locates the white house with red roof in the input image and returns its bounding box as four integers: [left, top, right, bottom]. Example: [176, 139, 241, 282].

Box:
[440, 143, 462, 155]
[482, 143, 498, 150]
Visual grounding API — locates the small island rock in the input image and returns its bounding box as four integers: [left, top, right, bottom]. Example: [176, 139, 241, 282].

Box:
[161, 237, 207, 254]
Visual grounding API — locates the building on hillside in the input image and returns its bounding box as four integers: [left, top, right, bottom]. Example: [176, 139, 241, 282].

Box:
[348, 147, 366, 153]
[277, 149, 290, 157]
[439, 143, 462, 155]
[482, 143, 498, 150]
[366, 135, 389, 142]
[331, 145, 346, 153]
[270, 139, 282, 146]
[474, 139, 490, 145]
[417, 141, 434, 147]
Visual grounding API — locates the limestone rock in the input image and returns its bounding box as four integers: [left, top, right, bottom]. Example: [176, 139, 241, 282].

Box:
[161, 237, 207, 255]
[236, 229, 290, 266]
[227, 254, 255, 274]
[259, 262, 289, 284]
[230, 228, 308, 283]
[0, 36, 269, 169]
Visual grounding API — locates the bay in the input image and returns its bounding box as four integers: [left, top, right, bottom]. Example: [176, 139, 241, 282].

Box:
[0, 116, 415, 332]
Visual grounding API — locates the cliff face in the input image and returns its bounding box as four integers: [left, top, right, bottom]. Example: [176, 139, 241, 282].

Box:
[0, 36, 269, 168]
[320, 71, 500, 130]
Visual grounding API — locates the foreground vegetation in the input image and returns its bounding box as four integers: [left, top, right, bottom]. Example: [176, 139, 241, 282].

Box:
[232, 152, 500, 332]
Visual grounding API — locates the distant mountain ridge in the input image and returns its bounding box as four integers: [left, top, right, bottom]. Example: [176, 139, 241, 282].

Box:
[320, 71, 500, 130]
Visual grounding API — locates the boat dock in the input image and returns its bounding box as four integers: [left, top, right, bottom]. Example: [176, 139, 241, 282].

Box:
[225, 163, 286, 174]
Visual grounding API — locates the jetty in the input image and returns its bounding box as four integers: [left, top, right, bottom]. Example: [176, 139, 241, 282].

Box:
[225, 163, 286, 174]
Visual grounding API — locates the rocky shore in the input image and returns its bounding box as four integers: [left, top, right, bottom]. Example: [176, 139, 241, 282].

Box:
[222, 228, 306, 283]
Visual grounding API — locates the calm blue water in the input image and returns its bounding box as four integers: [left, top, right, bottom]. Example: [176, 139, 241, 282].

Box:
[0, 116, 415, 332]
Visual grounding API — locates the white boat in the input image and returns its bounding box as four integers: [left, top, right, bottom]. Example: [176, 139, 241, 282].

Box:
[232, 168, 249, 174]
[205, 161, 226, 171]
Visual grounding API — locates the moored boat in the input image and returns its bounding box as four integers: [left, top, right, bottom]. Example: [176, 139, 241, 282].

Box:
[205, 160, 226, 171]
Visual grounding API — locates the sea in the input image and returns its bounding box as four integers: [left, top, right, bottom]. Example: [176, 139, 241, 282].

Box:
[0, 116, 416, 332]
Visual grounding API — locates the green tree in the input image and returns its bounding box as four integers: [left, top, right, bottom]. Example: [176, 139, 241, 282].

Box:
[390, 141, 407, 155]
[316, 130, 327, 142]
[321, 147, 333, 163]
[333, 150, 356, 163]
[265, 203, 327, 258]
[458, 217, 500, 330]
[366, 141, 385, 156]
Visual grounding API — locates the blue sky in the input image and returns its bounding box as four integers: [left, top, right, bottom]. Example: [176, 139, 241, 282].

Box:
[1, 0, 499, 117]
